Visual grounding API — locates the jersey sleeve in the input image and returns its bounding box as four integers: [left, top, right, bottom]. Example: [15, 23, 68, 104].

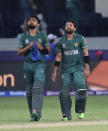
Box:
[17, 34, 24, 48]
[80, 36, 87, 49]
[56, 39, 62, 53]
[43, 34, 49, 47]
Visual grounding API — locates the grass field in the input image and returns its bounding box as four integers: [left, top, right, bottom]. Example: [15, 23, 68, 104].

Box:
[0, 95, 108, 130]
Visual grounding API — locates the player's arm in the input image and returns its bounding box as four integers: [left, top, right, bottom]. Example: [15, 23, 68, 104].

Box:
[44, 45, 50, 54]
[80, 36, 90, 77]
[52, 39, 62, 82]
[17, 42, 33, 56]
[83, 48, 90, 77]
[17, 34, 34, 56]
[81, 36, 90, 77]
[52, 52, 62, 82]
[36, 44, 50, 55]
[43, 34, 50, 54]
[36, 34, 50, 55]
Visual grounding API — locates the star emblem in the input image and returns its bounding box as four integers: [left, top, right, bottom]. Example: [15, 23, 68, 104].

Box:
[38, 38, 42, 43]
[74, 43, 78, 47]
[24, 75, 26, 79]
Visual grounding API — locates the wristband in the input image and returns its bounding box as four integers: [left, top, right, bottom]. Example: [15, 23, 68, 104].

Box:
[54, 61, 60, 66]
[83, 56, 90, 64]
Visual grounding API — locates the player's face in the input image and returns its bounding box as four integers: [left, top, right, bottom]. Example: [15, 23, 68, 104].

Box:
[28, 17, 39, 29]
[65, 22, 76, 34]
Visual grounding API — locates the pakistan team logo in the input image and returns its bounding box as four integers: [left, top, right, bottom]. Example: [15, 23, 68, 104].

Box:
[25, 39, 29, 45]
[38, 38, 42, 43]
[62, 43, 66, 48]
[74, 42, 78, 47]
[24, 74, 26, 79]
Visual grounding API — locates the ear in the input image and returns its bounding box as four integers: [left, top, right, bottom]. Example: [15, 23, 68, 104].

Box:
[37, 24, 40, 28]
[74, 27, 76, 32]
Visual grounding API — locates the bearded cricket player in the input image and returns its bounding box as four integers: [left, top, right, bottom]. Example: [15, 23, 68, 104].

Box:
[17, 15, 50, 121]
[52, 20, 90, 120]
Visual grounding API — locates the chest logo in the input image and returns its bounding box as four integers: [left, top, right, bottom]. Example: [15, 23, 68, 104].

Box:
[62, 43, 66, 48]
[38, 38, 42, 43]
[74, 42, 78, 47]
[25, 39, 29, 44]
[24, 74, 27, 79]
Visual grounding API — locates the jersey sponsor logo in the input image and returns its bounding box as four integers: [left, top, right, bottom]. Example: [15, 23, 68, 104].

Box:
[25, 39, 29, 45]
[74, 42, 78, 47]
[38, 38, 42, 43]
[64, 50, 78, 55]
[62, 43, 66, 48]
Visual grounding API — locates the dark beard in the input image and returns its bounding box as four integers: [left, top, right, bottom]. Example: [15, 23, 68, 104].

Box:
[28, 25, 36, 29]
[65, 29, 74, 34]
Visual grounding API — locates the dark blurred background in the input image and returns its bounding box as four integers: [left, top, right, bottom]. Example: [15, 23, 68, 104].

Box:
[0, 0, 108, 37]
[0, 0, 108, 96]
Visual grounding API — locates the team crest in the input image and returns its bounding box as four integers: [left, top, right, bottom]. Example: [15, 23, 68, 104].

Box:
[74, 43, 78, 47]
[25, 39, 29, 44]
[24, 75, 26, 79]
[62, 74, 64, 78]
[62, 43, 66, 48]
[38, 38, 42, 43]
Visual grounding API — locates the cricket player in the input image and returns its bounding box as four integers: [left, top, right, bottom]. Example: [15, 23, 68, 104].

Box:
[17, 15, 50, 121]
[52, 20, 90, 120]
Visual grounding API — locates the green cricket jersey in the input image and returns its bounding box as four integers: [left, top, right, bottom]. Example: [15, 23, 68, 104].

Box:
[56, 33, 87, 73]
[17, 31, 48, 63]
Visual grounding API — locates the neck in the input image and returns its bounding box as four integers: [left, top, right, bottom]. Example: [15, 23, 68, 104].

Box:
[66, 33, 74, 40]
[29, 28, 37, 36]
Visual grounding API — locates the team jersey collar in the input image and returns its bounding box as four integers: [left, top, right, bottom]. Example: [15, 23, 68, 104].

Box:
[65, 33, 76, 40]
[26, 30, 40, 37]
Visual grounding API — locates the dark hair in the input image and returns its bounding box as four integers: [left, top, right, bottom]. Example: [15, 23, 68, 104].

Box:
[28, 15, 40, 24]
[66, 20, 76, 27]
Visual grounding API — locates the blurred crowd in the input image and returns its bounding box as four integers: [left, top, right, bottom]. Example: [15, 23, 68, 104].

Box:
[0, 0, 108, 38]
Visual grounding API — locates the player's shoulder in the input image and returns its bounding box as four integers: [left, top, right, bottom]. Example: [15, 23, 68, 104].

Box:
[38, 31, 48, 41]
[58, 36, 66, 43]
[75, 33, 85, 41]
[17, 32, 26, 40]
[37, 30, 46, 37]
[19, 31, 29, 38]
[75, 33, 85, 39]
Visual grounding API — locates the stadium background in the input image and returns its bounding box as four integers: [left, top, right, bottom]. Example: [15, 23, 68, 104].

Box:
[0, 0, 108, 130]
[0, 0, 108, 96]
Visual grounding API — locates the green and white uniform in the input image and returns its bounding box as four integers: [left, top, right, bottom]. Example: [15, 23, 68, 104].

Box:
[18, 31, 48, 83]
[57, 33, 87, 90]
[17, 31, 48, 120]
[56, 33, 87, 119]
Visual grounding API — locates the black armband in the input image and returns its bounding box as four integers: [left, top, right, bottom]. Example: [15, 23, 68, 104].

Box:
[54, 61, 60, 67]
[83, 56, 90, 64]
[40, 48, 49, 55]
